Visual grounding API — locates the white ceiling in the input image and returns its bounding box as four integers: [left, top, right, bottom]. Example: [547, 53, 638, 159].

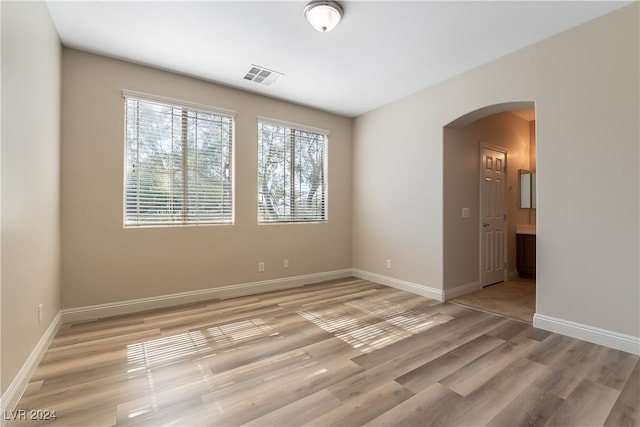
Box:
[46, 1, 631, 118]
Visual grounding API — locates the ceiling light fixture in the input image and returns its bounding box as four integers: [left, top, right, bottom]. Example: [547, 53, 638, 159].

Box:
[304, 1, 343, 33]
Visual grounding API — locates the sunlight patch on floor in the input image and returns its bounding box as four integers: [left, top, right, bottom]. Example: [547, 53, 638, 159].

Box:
[298, 298, 449, 353]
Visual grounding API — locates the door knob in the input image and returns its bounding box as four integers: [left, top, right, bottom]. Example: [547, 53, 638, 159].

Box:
[483, 223, 490, 227]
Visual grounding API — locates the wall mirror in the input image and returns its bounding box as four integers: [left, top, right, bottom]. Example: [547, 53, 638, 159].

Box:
[519, 169, 536, 209]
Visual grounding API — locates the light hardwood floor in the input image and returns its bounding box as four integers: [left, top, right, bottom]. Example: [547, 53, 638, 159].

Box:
[7, 277, 639, 426]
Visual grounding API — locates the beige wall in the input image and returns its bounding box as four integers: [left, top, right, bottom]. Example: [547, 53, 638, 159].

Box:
[61, 49, 352, 308]
[353, 4, 639, 337]
[443, 112, 532, 289]
[1, 1, 62, 394]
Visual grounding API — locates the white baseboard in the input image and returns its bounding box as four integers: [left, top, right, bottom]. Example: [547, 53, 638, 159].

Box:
[61, 269, 353, 323]
[351, 269, 443, 301]
[442, 281, 481, 300]
[534, 313, 640, 355]
[1, 312, 62, 423]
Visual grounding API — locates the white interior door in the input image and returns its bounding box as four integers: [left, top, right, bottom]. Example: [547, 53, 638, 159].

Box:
[480, 147, 507, 286]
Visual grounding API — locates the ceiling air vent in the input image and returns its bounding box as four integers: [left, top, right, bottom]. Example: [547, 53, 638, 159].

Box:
[243, 65, 283, 86]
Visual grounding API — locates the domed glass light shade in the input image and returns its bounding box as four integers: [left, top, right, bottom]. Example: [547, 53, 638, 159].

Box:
[304, 1, 343, 32]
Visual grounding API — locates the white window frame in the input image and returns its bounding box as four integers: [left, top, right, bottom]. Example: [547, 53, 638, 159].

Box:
[123, 90, 236, 227]
[257, 116, 328, 224]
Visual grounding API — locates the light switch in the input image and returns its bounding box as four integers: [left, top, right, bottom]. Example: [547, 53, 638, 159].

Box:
[462, 208, 470, 218]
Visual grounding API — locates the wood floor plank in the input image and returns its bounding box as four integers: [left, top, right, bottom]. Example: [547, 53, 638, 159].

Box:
[362, 382, 461, 427]
[485, 318, 530, 340]
[203, 346, 355, 405]
[395, 333, 504, 394]
[256, 279, 375, 307]
[526, 331, 580, 366]
[585, 345, 639, 391]
[277, 286, 383, 308]
[201, 358, 363, 425]
[51, 321, 157, 347]
[29, 347, 130, 384]
[546, 379, 620, 427]
[157, 304, 286, 337]
[304, 381, 414, 427]
[115, 376, 216, 425]
[201, 322, 334, 374]
[484, 384, 565, 427]
[528, 327, 553, 342]
[435, 357, 548, 426]
[241, 389, 342, 427]
[604, 359, 640, 426]
[205, 348, 315, 391]
[39, 327, 162, 364]
[299, 288, 383, 309]
[439, 333, 540, 396]
[532, 340, 613, 399]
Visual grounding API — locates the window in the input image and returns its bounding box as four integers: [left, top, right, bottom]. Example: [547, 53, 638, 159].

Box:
[124, 91, 234, 226]
[257, 118, 327, 223]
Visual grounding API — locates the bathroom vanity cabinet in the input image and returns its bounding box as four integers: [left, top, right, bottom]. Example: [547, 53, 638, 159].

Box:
[516, 232, 536, 279]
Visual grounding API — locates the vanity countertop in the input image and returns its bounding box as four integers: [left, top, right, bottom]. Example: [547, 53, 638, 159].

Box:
[516, 225, 536, 235]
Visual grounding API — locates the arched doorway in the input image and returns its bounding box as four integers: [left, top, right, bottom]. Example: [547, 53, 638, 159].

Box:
[442, 101, 537, 323]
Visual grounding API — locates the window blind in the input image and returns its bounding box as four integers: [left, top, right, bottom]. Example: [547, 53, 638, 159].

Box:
[257, 119, 327, 223]
[124, 94, 234, 226]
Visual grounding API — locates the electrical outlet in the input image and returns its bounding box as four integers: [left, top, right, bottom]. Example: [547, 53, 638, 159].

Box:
[283, 259, 289, 269]
[386, 259, 392, 269]
[258, 262, 265, 272]
[38, 304, 43, 323]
